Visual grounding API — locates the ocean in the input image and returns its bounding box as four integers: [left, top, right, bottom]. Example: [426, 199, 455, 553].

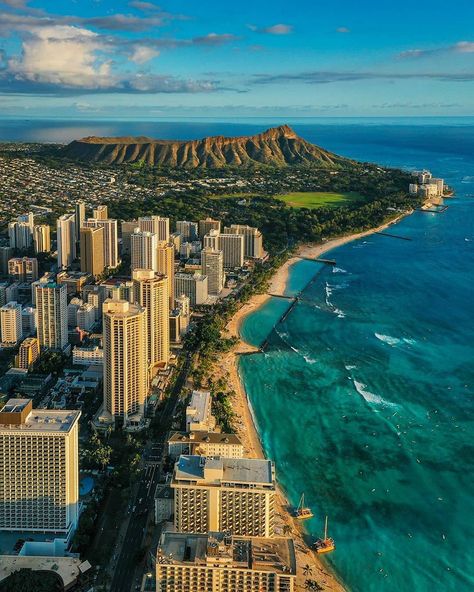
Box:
[238, 121, 474, 591]
[2, 116, 473, 591]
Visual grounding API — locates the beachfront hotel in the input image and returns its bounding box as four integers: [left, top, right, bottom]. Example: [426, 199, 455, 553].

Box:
[168, 431, 244, 459]
[0, 399, 80, 535]
[156, 531, 296, 592]
[171, 455, 275, 537]
[223, 224, 264, 259]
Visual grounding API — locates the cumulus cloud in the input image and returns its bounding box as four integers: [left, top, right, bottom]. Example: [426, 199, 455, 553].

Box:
[7, 25, 115, 88]
[336, 27, 350, 33]
[192, 33, 240, 46]
[130, 45, 160, 64]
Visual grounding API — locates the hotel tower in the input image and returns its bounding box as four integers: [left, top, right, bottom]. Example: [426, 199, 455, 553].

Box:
[102, 296, 147, 424]
[0, 399, 80, 535]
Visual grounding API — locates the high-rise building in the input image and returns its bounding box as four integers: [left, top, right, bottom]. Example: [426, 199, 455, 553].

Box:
[93, 205, 108, 220]
[176, 220, 198, 242]
[57, 213, 76, 269]
[156, 532, 296, 592]
[201, 247, 225, 295]
[132, 269, 169, 372]
[102, 297, 147, 424]
[83, 218, 119, 268]
[138, 216, 170, 242]
[224, 225, 264, 259]
[121, 220, 138, 255]
[0, 247, 13, 275]
[157, 241, 175, 308]
[77, 302, 96, 331]
[33, 225, 51, 254]
[175, 294, 190, 334]
[67, 297, 83, 328]
[0, 399, 80, 535]
[8, 257, 39, 283]
[217, 234, 245, 269]
[17, 212, 34, 229]
[198, 217, 221, 239]
[21, 306, 37, 336]
[80, 226, 104, 277]
[74, 201, 86, 242]
[8, 221, 33, 250]
[130, 229, 158, 272]
[36, 282, 68, 350]
[16, 337, 39, 369]
[0, 301, 22, 344]
[172, 455, 276, 537]
[174, 273, 208, 306]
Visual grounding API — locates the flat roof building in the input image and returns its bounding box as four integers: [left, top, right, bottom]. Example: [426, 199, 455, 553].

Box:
[172, 455, 276, 537]
[186, 390, 215, 432]
[156, 531, 296, 592]
[0, 399, 80, 535]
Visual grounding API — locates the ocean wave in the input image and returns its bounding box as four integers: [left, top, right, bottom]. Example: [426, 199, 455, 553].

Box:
[345, 364, 357, 371]
[332, 267, 348, 274]
[303, 355, 317, 364]
[334, 308, 346, 318]
[290, 345, 299, 353]
[353, 380, 395, 407]
[375, 333, 416, 347]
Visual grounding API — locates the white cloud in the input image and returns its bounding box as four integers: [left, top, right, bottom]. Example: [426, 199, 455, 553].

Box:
[455, 41, 474, 53]
[130, 45, 160, 64]
[336, 27, 350, 33]
[262, 24, 293, 35]
[8, 25, 115, 88]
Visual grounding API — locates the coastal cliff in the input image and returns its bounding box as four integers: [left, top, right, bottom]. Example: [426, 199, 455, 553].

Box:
[62, 125, 351, 168]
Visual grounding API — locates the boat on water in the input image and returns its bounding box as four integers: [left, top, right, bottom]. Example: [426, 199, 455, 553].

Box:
[313, 516, 335, 554]
[294, 493, 314, 520]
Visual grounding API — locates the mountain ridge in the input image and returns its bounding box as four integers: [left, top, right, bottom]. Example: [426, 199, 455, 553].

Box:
[62, 125, 351, 168]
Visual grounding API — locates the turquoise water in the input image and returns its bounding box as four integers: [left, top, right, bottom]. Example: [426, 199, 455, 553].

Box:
[239, 125, 474, 591]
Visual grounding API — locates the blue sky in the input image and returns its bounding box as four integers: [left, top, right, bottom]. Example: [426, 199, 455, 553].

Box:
[0, 0, 473, 118]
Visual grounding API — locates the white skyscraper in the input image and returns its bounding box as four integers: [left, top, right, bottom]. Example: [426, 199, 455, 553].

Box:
[130, 229, 158, 272]
[57, 213, 76, 269]
[33, 224, 51, 254]
[36, 282, 68, 350]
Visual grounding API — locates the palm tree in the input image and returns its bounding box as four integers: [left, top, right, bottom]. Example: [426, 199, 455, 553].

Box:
[303, 564, 313, 576]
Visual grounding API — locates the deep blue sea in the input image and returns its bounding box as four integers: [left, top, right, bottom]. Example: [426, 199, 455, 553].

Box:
[2, 117, 473, 591]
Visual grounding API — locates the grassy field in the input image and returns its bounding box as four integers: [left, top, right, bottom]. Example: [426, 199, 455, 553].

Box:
[277, 191, 365, 209]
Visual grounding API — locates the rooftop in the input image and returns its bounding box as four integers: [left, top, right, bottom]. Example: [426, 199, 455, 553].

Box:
[174, 455, 274, 487]
[0, 398, 80, 432]
[0, 556, 91, 589]
[169, 431, 242, 446]
[157, 532, 296, 576]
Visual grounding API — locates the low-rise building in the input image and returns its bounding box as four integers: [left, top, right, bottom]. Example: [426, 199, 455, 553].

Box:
[168, 431, 244, 459]
[186, 390, 215, 432]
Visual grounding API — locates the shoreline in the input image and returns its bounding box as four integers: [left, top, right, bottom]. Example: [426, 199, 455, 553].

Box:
[216, 210, 414, 592]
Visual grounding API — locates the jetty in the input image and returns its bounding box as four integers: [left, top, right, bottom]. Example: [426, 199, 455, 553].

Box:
[418, 205, 449, 214]
[375, 231, 412, 241]
[298, 256, 337, 265]
[267, 294, 295, 300]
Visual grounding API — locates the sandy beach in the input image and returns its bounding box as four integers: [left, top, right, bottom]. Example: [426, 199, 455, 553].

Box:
[213, 211, 413, 592]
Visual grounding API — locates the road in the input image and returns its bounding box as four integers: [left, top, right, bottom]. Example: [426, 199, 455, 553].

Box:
[109, 354, 192, 592]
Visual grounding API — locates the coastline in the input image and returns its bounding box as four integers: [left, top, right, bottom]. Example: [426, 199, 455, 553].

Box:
[216, 210, 413, 592]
